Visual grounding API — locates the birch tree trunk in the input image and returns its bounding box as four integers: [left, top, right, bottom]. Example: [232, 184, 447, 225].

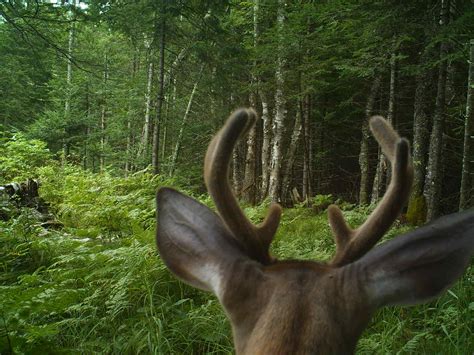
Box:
[169, 70, 201, 176]
[371, 53, 397, 204]
[152, 16, 166, 175]
[268, 0, 287, 203]
[125, 51, 139, 175]
[63, 5, 76, 163]
[459, 39, 474, 210]
[260, 91, 271, 199]
[137, 57, 154, 163]
[359, 74, 381, 204]
[424, 0, 450, 221]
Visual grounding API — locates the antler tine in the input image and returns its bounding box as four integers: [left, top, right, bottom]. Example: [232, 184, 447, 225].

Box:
[329, 116, 414, 267]
[204, 108, 282, 265]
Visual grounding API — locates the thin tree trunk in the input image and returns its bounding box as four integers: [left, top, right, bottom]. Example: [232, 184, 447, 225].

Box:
[125, 51, 139, 175]
[83, 82, 90, 170]
[137, 59, 154, 163]
[268, 0, 287, 203]
[359, 74, 381, 204]
[125, 120, 132, 175]
[162, 77, 177, 162]
[99, 53, 108, 172]
[161, 94, 169, 162]
[243, 95, 258, 204]
[371, 53, 397, 204]
[230, 93, 244, 197]
[152, 16, 166, 175]
[459, 39, 474, 210]
[302, 94, 312, 202]
[260, 91, 271, 200]
[243, 0, 260, 205]
[282, 103, 303, 200]
[169, 69, 201, 176]
[424, 0, 450, 221]
[407, 48, 432, 223]
[233, 139, 245, 199]
[63, 5, 76, 163]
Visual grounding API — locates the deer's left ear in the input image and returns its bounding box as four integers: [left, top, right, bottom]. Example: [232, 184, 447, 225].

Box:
[156, 188, 248, 297]
[357, 210, 474, 308]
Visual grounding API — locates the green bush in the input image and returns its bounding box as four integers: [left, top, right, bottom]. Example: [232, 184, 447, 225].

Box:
[0, 134, 52, 184]
[38, 165, 186, 239]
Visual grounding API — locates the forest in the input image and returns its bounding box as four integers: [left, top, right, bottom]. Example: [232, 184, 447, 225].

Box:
[0, 0, 473, 353]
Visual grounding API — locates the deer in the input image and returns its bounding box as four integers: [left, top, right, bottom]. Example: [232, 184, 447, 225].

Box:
[156, 108, 474, 354]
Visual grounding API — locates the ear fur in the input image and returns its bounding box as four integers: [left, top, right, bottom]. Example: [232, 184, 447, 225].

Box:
[358, 210, 474, 307]
[156, 188, 247, 297]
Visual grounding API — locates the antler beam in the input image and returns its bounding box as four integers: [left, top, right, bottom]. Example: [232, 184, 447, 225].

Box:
[328, 116, 414, 266]
[204, 109, 282, 265]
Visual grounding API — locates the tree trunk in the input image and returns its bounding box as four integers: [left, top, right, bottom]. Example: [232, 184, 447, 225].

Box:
[125, 119, 132, 175]
[243, 94, 258, 204]
[302, 94, 312, 202]
[406, 49, 432, 223]
[169, 70, 201, 176]
[424, 0, 450, 221]
[282, 103, 303, 200]
[162, 77, 177, 162]
[260, 91, 271, 200]
[137, 59, 154, 163]
[359, 74, 381, 204]
[459, 39, 474, 210]
[125, 51, 139, 175]
[268, 0, 287, 203]
[371, 53, 397, 204]
[63, 5, 76, 163]
[83, 82, 91, 170]
[99, 53, 109, 172]
[152, 16, 166, 175]
[242, 0, 260, 205]
[233, 143, 245, 198]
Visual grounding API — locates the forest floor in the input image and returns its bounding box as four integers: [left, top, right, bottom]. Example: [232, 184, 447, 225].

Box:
[0, 164, 473, 354]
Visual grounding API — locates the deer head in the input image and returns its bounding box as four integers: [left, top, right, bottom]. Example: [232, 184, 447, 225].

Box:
[156, 108, 474, 354]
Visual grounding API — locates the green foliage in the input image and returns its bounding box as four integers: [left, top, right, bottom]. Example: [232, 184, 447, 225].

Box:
[38, 165, 186, 238]
[0, 210, 231, 354]
[1, 180, 472, 353]
[2, 192, 472, 354]
[0, 134, 52, 184]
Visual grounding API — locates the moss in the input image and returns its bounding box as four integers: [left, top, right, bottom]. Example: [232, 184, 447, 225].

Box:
[406, 194, 427, 225]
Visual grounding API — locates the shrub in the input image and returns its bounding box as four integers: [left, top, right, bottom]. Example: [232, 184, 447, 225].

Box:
[0, 134, 52, 184]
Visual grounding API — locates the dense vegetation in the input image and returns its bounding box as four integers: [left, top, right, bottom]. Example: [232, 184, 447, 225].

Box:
[0, 144, 473, 353]
[0, 0, 473, 353]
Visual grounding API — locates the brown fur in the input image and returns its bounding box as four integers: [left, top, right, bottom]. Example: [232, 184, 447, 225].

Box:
[219, 261, 371, 354]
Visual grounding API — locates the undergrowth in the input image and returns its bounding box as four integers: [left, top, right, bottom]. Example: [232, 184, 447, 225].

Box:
[0, 163, 472, 354]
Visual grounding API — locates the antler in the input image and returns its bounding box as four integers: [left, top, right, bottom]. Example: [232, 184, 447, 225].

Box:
[328, 116, 414, 266]
[204, 108, 282, 265]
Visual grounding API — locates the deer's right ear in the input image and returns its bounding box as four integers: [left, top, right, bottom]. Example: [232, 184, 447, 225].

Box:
[156, 188, 247, 297]
[359, 210, 474, 308]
